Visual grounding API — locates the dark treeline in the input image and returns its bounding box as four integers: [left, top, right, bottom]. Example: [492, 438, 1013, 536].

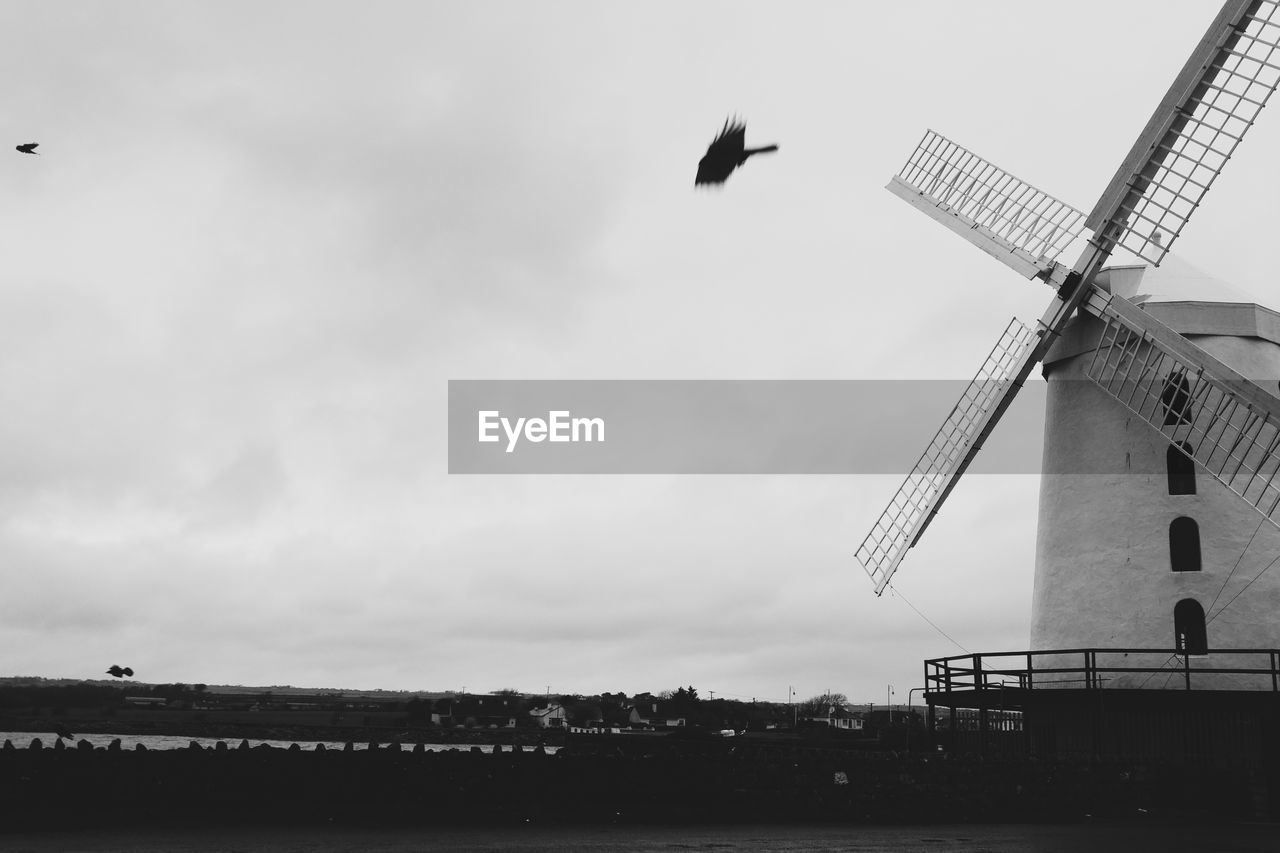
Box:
[0, 683, 127, 710]
[0, 682, 887, 736]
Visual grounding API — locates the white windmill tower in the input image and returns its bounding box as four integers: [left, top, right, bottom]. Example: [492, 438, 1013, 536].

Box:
[856, 0, 1280, 743]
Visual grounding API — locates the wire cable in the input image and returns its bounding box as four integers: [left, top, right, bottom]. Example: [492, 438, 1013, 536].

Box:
[1207, 549, 1280, 627]
[1205, 516, 1266, 622]
[887, 583, 972, 656]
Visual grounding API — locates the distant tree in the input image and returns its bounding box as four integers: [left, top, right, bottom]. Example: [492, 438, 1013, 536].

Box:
[565, 703, 602, 726]
[658, 686, 701, 716]
[799, 692, 849, 718]
[601, 704, 632, 728]
[491, 688, 521, 696]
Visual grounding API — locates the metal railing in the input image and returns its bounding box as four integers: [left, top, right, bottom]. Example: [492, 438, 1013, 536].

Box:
[925, 647, 1280, 696]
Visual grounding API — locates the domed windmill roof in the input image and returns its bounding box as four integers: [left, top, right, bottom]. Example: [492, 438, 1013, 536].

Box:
[1091, 254, 1280, 349]
[1098, 253, 1264, 306]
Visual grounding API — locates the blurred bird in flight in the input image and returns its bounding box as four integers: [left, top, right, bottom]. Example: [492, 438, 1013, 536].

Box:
[106, 665, 134, 678]
[695, 118, 777, 186]
[15, 143, 39, 155]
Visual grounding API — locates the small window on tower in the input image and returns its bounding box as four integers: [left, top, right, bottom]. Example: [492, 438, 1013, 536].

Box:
[1174, 598, 1208, 656]
[1161, 370, 1193, 426]
[1167, 442, 1196, 495]
[1169, 517, 1202, 572]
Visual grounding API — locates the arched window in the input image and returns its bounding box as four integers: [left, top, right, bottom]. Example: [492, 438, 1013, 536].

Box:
[1169, 517, 1201, 572]
[1174, 598, 1208, 655]
[1167, 442, 1196, 495]
[1161, 370, 1192, 426]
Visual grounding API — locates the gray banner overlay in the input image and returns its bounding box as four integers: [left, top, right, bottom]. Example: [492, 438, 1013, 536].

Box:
[448, 380, 1052, 474]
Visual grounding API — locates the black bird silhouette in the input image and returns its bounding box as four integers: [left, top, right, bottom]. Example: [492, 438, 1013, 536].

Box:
[15, 143, 39, 155]
[106, 665, 134, 678]
[695, 118, 777, 186]
[53, 724, 74, 742]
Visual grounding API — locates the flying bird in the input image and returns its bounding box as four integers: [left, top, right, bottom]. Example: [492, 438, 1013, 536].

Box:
[695, 118, 777, 186]
[53, 724, 74, 742]
[15, 143, 39, 155]
[106, 665, 134, 678]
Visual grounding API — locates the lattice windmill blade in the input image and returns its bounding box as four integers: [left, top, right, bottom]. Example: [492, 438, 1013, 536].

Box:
[861, 128, 1102, 593]
[1083, 290, 1280, 524]
[889, 130, 1088, 282]
[1086, 0, 1280, 265]
[856, 319, 1038, 595]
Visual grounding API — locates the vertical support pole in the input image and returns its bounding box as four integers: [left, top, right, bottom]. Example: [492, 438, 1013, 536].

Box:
[1093, 690, 1104, 760]
[927, 701, 937, 752]
[973, 653, 986, 755]
[922, 660, 933, 752]
[949, 701, 957, 753]
[980, 658, 989, 758]
[1024, 695, 1033, 759]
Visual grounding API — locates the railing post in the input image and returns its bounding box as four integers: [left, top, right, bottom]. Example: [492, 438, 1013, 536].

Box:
[975, 654, 983, 690]
[1184, 649, 1192, 690]
[1026, 651, 1033, 690]
[1272, 651, 1278, 692]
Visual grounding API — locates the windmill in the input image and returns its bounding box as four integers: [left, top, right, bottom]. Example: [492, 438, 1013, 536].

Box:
[856, 0, 1280, 669]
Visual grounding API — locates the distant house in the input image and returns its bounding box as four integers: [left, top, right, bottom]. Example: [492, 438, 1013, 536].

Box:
[629, 701, 686, 728]
[432, 695, 518, 729]
[803, 704, 863, 731]
[567, 725, 624, 734]
[528, 703, 567, 728]
[124, 696, 167, 708]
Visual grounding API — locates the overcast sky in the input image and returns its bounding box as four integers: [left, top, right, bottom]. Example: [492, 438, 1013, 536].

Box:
[2, 1, 1278, 705]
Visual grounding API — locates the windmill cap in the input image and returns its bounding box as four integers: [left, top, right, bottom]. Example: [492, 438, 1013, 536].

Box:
[1097, 254, 1264, 307]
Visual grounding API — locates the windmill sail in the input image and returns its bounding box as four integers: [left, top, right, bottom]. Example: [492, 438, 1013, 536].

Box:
[1085, 290, 1280, 524]
[889, 130, 1087, 281]
[856, 318, 1037, 595]
[1086, 0, 1280, 265]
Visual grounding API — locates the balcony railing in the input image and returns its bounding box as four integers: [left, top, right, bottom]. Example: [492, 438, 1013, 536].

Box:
[925, 648, 1280, 696]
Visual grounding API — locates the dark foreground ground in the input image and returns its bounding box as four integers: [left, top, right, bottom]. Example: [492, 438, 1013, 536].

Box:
[5, 821, 1280, 853]
[3, 734, 1278, 853]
